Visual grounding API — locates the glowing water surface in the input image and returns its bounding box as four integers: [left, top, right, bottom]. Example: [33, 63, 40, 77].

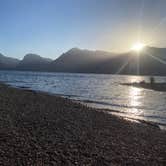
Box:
[0, 70, 166, 128]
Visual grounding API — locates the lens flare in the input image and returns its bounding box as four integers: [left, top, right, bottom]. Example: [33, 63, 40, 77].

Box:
[131, 42, 145, 52]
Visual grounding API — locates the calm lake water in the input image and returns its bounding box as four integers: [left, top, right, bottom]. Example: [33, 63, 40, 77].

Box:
[0, 70, 166, 128]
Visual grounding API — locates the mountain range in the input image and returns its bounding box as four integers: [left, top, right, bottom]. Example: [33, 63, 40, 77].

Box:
[0, 53, 20, 69]
[0, 46, 166, 75]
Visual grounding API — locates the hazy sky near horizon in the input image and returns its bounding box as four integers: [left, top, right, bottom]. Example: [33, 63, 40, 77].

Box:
[0, 0, 166, 59]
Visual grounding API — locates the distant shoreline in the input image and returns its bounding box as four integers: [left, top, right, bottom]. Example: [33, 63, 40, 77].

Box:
[2, 69, 166, 77]
[122, 82, 166, 92]
[0, 82, 166, 165]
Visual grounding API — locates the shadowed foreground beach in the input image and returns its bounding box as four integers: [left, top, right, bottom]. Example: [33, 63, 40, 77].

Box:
[0, 83, 166, 165]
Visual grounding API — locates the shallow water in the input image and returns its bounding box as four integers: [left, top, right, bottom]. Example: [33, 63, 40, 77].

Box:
[0, 70, 166, 128]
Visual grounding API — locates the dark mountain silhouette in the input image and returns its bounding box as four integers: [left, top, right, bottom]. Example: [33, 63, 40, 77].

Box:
[0, 53, 20, 69]
[16, 54, 52, 71]
[0, 46, 166, 75]
[50, 48, 117, 73]
[50, 46, 166, 75]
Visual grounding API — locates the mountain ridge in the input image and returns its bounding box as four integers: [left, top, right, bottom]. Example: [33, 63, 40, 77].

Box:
[16, 53, 53, 71]
[0, 46, 166, 75]
[0, 53, 20, 69]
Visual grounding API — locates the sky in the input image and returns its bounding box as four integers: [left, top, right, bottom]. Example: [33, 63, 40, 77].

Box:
[0, 0, 166, 59]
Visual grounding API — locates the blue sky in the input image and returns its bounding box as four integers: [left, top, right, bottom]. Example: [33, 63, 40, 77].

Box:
[0, 0, 166, 59]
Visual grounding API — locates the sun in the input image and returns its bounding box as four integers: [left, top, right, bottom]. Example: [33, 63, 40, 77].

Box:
[131, 42, 145, 52]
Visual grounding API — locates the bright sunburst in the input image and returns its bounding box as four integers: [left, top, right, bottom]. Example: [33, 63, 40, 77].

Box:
[131, 42, 145, 52]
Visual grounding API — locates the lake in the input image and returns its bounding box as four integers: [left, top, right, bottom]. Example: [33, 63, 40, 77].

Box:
[0, 70, 166, 129]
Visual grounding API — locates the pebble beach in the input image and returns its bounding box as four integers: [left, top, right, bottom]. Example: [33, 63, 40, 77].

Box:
[0, 83, 166, 165]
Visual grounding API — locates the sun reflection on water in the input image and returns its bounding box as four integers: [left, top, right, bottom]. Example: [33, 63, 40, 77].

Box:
[128, 87, 143, 117]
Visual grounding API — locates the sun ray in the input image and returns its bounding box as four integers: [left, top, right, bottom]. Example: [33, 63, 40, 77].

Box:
[144, 51, 166, 65]
[146, 16, 166, 46]
[137, 0, 145, 42]
[136, 53, 140, 75]
[116, 58, 131, 74]
[151, 17, 166, 34]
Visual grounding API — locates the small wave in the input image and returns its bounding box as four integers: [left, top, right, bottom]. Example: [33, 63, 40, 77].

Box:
[10, 80, 27, 83]
[47, 93, 80, 98]
[143, 115, 166, 120]
[80, 99, 144, 110]
[16, 86, 31, 89]
[125, 117, 166, 128]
